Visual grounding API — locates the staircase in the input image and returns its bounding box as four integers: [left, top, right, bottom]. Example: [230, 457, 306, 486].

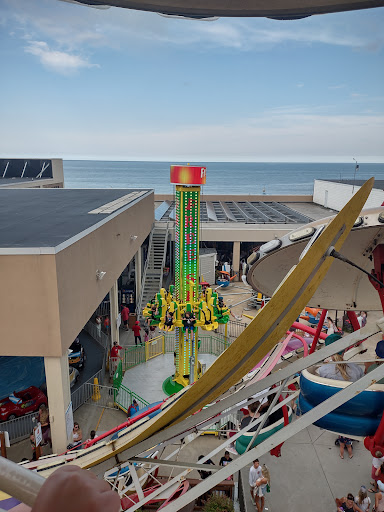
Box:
[137, 223, 170, 319]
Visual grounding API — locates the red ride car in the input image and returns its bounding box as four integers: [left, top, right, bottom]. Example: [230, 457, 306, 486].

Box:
[0, 386, 47, 422]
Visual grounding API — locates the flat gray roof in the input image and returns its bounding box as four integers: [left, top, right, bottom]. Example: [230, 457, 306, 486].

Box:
[325, 179, 384, 190]
[155, 200, 313, 224]
[0, 189, 152, 251]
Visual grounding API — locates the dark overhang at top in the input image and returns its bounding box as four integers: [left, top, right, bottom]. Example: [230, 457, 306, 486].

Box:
[62, 0, 384, 17]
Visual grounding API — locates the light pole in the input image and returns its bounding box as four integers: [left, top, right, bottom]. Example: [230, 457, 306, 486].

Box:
[352, 158, 359, 194]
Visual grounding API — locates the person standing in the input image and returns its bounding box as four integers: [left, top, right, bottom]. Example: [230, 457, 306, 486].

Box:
[95, 316, 102, 336]
[110, 341, 123, 373]
[219, 451, 233, 482]
[357, 311, 368, 328]
[327, 316, 337, 335]
[369, 451, 384, 493]
[38, 404, 51, 448]
[249, 459, 262, 503]
[103, 316, 110, 334]
[132, 321, 142, 345]
[219, 450, 233, 467]
[255, 464, 270, 512]
[355, 486, 371, 511]
[110, 341, 122, 359]
[197, 455, 215, 479]
[121, 305, 130, 331]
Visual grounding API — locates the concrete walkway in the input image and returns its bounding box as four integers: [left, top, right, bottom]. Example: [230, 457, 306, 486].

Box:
[240, 421, 373, 512]
[121, 352, 217, 403]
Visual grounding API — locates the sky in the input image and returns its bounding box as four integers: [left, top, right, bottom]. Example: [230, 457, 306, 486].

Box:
[0, 0, 383, 162]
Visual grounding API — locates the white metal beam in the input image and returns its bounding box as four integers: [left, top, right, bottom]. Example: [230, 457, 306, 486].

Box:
[160, 361, 384, 512]
[124, 320, 384, 462]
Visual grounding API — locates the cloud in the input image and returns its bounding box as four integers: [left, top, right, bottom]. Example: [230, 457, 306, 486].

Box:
[350, 92, 367, 98]
[24, 40, 98, 74]
[2, 109, 383, 162]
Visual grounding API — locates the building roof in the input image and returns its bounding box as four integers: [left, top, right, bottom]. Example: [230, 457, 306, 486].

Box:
[155, 200, 313, 224]
[70, 0, 384, 18]
[322, 179, 384, 190]
[0, 189, 152, 252]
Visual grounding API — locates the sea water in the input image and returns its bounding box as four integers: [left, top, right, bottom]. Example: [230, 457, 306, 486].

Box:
[63, 160, 383, 195]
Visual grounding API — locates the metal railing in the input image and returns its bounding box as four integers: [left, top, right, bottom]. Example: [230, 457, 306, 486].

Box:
[1, 321, 247, 445]
[71, 382, 149, 414]
[115, 384, 149, 413]
[0, 412, 37, 445]
[136, 222, 170, 319]
[136, 225, 154, 318]
[122, 344, 146, 371]
[145, 335, 165, 360]
[71, 368, 104, 412]
[84, 320, 109, 353]
[94, 301, 110, 319]
[163, 332, 232, 357]
[216, 320, 249, 342]
[0, 369, 105, 445]
[197, 334, 230, 357]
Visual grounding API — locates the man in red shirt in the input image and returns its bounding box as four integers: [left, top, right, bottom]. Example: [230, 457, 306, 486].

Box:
[110, 341, 122, 359]
[132, 321, 142, 346]
[121, 305, 130, 331]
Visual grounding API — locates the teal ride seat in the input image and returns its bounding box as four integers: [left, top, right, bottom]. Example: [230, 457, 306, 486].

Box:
[235, 406, 292, 455]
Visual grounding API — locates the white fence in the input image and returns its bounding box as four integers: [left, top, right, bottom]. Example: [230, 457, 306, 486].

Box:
[1, 367, 105, 445]
[0, 412, 37, 444]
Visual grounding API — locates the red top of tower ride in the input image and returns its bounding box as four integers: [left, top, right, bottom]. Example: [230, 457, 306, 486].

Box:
[170, 165, 206, 185]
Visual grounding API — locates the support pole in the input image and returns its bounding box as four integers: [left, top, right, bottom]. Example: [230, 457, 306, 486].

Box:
[347, 310, 360, 331]
[232, 241, 240, 282]
[110, 280, 120, 347]
[44, 354, 72, 453]
[135, 249, 142, 304]
[0, 432, 7, 458]
[309, 308, 327, 354]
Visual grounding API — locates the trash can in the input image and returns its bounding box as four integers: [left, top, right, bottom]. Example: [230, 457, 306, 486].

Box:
[128, 313, 137, 330]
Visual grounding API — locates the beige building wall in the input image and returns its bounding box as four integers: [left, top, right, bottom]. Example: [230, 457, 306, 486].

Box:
[0, 254, 60, 356]
[0, 193, 154, 357]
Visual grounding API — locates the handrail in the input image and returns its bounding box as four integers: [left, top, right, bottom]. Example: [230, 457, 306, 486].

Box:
[136, 223, 154, 318]
[161, 221, 170, 287]
[136, 222, 170, 319]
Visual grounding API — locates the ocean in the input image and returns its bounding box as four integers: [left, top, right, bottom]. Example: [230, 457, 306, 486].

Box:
[63, 161, 383, 195]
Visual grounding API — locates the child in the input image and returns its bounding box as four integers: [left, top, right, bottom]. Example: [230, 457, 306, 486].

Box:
[254, 464, 270, 512]
[183, 311, 196, 331]
[164, 311, 174, 331]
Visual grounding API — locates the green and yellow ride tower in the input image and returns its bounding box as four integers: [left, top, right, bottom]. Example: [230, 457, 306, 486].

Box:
[143, 165, 229, 394]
